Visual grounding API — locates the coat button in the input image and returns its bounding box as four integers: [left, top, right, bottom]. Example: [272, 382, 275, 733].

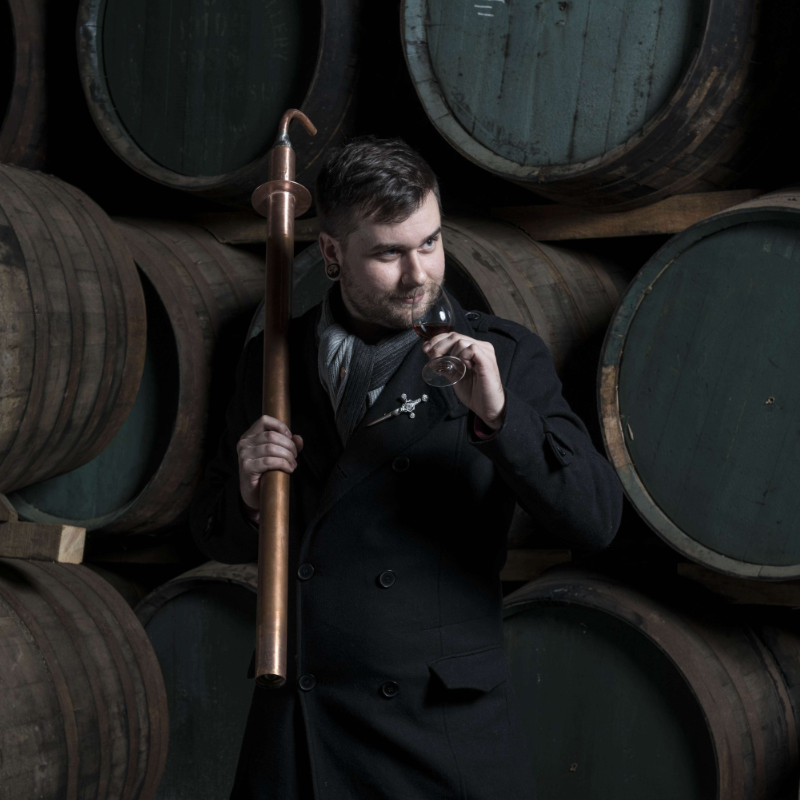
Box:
[377, 570, 396, 588]
[298, 674, 316, 691]
[465, 311, 480, 321]
[205, 516, 213, 533]
[392, 456, 410, 472]
[380, 680, 399, 698]
[297, 563, 315, 580]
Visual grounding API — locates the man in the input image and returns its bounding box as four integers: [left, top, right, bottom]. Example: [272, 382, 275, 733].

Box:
[190, 137, 623, 799]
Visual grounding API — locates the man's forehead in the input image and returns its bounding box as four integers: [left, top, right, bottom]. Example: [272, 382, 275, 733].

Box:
[352, 195, 441, 248]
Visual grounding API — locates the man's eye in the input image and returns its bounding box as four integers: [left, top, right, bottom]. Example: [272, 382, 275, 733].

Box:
[422, 236, 438, 249]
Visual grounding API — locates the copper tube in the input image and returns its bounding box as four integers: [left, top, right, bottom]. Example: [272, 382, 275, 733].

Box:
[251, 110, 315, 687]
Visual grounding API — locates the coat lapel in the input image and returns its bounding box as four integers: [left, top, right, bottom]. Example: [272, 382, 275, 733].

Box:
[308, 291, 473, 523]
[289, 309, 343, 482]
[312, 342, 448, 520]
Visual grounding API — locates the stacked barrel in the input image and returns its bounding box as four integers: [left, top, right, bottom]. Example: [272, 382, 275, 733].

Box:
[2, 0, 800, 798]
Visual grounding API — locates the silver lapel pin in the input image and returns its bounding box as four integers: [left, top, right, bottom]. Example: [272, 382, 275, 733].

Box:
[366, 393, 429, 427]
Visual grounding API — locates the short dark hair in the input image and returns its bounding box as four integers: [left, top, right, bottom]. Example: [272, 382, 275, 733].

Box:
[315, 136, 441, 240]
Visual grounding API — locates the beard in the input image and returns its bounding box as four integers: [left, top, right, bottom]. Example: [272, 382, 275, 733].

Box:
[339, 271, 429, 332]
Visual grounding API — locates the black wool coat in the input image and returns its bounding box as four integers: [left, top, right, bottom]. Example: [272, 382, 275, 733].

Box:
[190, 295, 624, 800]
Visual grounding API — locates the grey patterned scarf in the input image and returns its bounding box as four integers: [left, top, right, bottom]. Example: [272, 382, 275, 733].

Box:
[317, 285, 418, 445]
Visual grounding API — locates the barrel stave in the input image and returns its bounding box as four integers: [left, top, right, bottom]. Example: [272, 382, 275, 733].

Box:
[0, 165, 146, 495]
[0, 558, 167, 800]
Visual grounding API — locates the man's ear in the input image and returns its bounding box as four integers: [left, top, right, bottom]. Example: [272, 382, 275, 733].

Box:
[318, 231, 343, 267]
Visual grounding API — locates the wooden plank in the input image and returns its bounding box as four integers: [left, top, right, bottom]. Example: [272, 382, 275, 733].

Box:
[500, 549, 571, 582]
[678, 562, 800, 607]
[192, 213, 320, 245]
[0, 521, 85, 563]
[492, 190, 761, 241]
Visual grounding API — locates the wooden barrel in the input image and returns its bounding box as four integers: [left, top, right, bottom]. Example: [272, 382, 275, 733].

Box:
[135, 562, 257, 800]
[599, 189, 800, 578]
[9, 221, 263, 534]
[76, 0, 360, 208]
[402, 0, 798, 211]
[0, 164, 146, 494]
[503, 569, 800, 800]
[0, 0, 46, 168]
[0, 558, 169, 800]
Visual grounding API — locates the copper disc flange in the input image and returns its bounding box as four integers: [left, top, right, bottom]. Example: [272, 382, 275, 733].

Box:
[251, 180, 313, 218]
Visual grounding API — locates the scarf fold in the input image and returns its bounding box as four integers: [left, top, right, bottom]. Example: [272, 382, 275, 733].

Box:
[317, 285, 418, 445]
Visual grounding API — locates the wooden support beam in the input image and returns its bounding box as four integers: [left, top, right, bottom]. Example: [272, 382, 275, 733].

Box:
[191, 212, 320, 246]
[1, 494, 85, 563]
[500, 548, 571, 582]
[492, 190, 762, 241]
[0, 521, 86, 563]
[678, 562, 800, 607]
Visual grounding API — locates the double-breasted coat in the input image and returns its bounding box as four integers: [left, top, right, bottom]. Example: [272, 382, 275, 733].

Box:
[190, 293, 624, 800]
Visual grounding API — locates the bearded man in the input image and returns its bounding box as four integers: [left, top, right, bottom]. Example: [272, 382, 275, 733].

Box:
[190, 137, 623, 800]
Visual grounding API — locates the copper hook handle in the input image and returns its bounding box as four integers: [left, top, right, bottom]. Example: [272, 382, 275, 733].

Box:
[275, 109, 317, 147]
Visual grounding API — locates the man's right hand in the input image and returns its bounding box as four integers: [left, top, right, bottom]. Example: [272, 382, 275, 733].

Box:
[237, 415, 304, 523]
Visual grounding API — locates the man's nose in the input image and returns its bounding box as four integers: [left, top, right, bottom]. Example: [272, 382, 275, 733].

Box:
[401, 252, 427, 286]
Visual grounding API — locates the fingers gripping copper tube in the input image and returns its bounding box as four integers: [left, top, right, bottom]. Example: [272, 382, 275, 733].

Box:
[251, 110, 315, 687]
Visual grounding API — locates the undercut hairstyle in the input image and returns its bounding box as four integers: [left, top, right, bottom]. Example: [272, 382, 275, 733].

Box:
[315, 136, 441, 241]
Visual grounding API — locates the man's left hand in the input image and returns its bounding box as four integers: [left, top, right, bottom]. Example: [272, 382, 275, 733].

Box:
[423, 333, 506, 429]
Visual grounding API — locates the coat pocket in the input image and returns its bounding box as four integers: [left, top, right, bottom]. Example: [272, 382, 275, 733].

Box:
[427, 646, 508, 692]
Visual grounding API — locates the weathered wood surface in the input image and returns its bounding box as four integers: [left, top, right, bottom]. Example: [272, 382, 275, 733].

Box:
[77, 0, 361, 208]
[193, 212, 321, 245]
[599, 189, 800, 579]
[0, 558, 168, 800]
[136, 562, 257, 800]
[403, 0, 797, 210]
[0, 520, 86, 563]
[0, 0, 47, 167]
[504, 569, 800, 800]
[678, 562, 800, 607]
[9, 221, 263, 534]
[494, 190, 762, 241]
[0, 164, 146, 495]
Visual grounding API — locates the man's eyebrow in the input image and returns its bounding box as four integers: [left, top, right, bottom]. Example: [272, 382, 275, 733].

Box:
[368, 227, 442, 253]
